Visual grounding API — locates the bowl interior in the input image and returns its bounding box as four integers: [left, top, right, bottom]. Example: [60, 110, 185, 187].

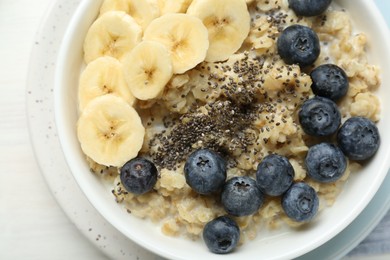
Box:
[54, 0, 390, 259]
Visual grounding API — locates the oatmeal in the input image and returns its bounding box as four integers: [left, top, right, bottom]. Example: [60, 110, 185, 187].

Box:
[77, 0, 381, 249]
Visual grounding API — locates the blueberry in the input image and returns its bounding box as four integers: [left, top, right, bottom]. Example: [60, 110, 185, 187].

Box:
[120, 158, 158, 195]
[256, 154, 295, 196]
[277, 24, 320, 67]
[221, 176, 264, 217]
[337, 117, 380, 161]
[184, 149, 227, 195]
[282, 182, 319, 222]
[311, 64, 349, 101]
[203, 216, 240, 254]
[288, 0, 332, 17]
[305, 143, 347, 183]
[299, 96, 341, 136]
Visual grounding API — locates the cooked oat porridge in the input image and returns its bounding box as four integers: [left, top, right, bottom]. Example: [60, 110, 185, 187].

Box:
[76, 0, 381, 253]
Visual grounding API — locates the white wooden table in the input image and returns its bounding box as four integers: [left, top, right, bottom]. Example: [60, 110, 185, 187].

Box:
[0, 0, 389, 259]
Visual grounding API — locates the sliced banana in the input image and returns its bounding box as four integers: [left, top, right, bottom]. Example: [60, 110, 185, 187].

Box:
[78, 56, 136, 111]
[187, 0, 250, 62]
[83, 11, 142, 63]
[143, 13, 209, 74]
[158, 0, 193, 14]
[100, 0, 160, 30]
[123, 41, 173, 100]
[77, 94, 145, 167]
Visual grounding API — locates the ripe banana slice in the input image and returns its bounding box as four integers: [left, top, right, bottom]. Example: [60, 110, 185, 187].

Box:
[123, 41, 173, 100]
[158, 0, 193, 14]
[83, 11, 142, 63]
[78, 56, 136, 111]
[77, 94, 145, 167]
[187, 0, 250, 62]
[100, 0, 160, 30]
[143, 13, 209, 74]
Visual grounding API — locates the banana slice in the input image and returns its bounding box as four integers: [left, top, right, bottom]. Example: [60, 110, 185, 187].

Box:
[158, 0, 193, 14]
[83, 11, 142, 63]
[143, 13, 209, 74]
[78, 56, 136, 111]
[187, 0, 250, 62]
[123, 41, 173, 100]
[100, 0, 160, 30]
[77, 94, 145, 167]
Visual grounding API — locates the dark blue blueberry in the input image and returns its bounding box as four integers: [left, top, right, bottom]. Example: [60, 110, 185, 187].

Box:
[120, 158, 158, 195]
[221, 176, 264, 217]
[337, 117, 380, 161]
[184, 149, 227, 195]
[311, 64, 349, 101]
[305, 143, 347, 183]
[299, 96, 341, 136]
[282, 182, 319, 222]
[277, 24, 320, 67]
[203, 216, 240, 254]
[288, 0, 332, 17]
[256, 154, 295, 196]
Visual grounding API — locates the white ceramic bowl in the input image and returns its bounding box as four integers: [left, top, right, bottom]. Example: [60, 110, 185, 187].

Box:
[55, 0, 390, 259]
